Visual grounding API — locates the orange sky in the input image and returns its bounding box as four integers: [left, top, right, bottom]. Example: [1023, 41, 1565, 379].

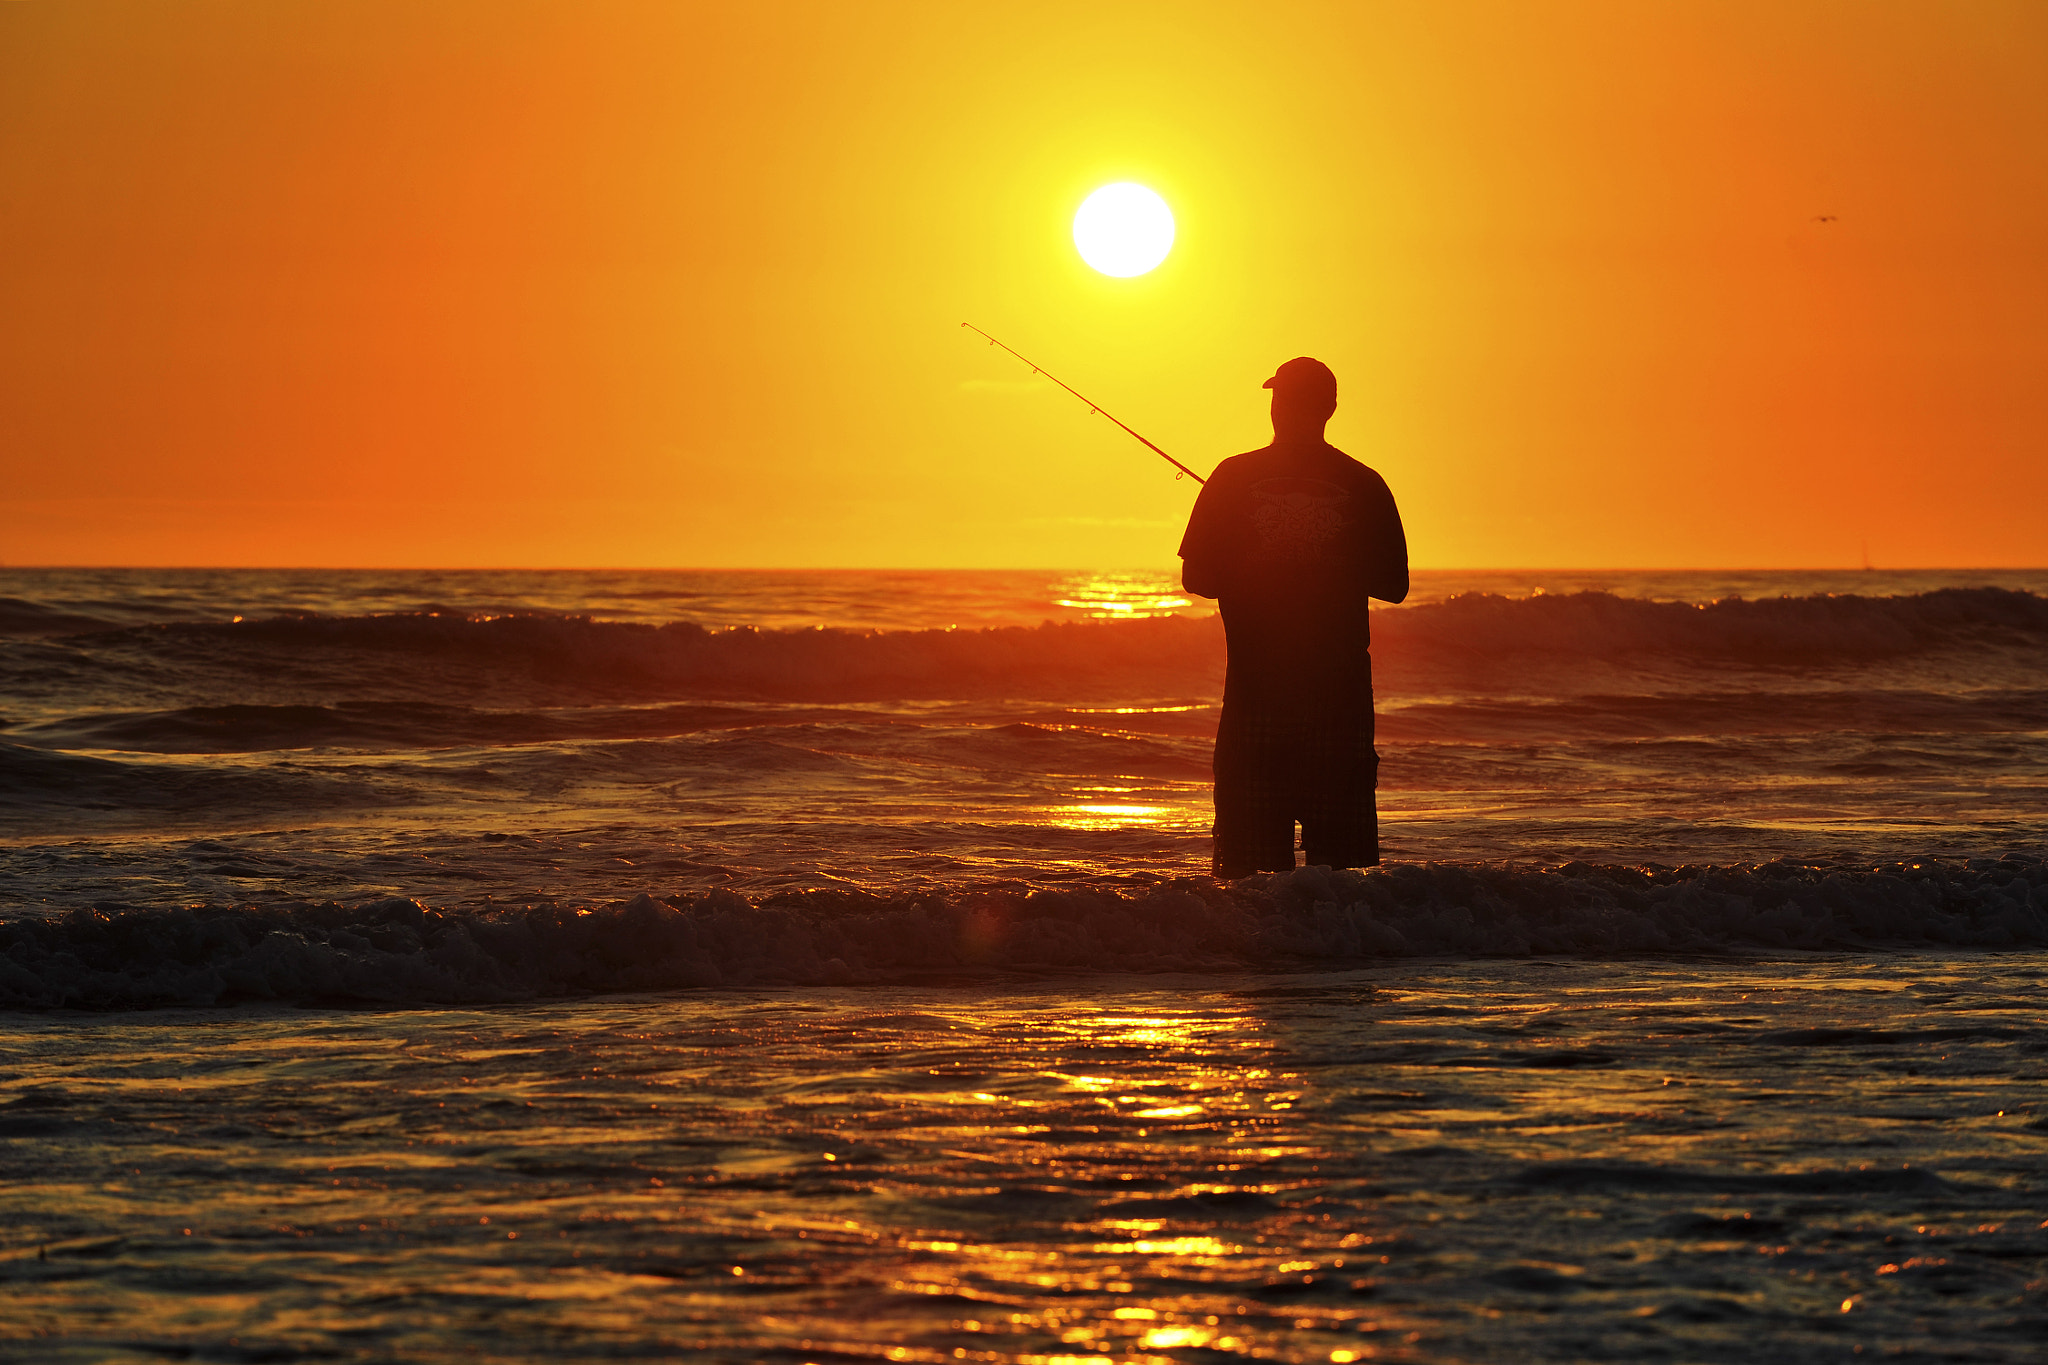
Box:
[3, 0, 2044, 569]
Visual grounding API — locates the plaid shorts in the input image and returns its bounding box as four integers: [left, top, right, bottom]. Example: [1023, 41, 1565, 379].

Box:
[1212, 703, 1379, 876]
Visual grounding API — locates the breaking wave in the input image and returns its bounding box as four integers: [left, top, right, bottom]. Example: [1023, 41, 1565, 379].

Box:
[56, 612, 1225, 704]
[1383, 585, 2048, 662]
[18, 587, 2046, 708]
[5, 855, 2042, 1009]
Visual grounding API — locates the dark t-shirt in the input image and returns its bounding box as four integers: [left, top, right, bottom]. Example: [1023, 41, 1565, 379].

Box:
[1178, 442, 1408, 711]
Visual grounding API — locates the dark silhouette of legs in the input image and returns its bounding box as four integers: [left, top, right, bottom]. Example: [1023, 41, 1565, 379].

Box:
[1300, 739, 1379, 868]
[1212, 704, 1378, 877]
[1213, 708, 1296, 876]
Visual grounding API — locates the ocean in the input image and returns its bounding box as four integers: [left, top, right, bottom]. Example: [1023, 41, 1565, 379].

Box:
[2, 566, 2045, 1361]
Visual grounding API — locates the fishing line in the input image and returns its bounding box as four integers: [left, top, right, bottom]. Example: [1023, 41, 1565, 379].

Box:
[961, 323, 1205, 484]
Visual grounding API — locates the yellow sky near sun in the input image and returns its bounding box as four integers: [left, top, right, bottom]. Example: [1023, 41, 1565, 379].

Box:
[2, 0, 2045, 569]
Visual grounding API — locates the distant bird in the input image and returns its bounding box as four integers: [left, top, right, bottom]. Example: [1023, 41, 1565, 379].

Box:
[1814, 215, 1838, 223]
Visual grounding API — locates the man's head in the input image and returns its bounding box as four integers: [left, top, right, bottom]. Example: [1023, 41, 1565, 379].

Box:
[1264, 357, 1337, 439]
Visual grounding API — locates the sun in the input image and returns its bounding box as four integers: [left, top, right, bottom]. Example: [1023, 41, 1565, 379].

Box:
[1072, 183, 1175, 277]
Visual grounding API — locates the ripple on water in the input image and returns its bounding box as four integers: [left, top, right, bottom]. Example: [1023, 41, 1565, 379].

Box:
[1, 956, 2045, 1362]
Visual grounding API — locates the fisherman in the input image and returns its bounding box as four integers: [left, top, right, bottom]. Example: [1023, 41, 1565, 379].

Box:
[1178, 357, 1408, 877]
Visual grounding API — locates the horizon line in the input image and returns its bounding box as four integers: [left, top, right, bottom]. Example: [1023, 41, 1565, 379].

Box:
[4, 563, 2048, 574]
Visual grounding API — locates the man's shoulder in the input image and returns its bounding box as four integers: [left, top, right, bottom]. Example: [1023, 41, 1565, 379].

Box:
[1211, 445, 1358, 488]
[1206, 447, 1276, 483]
[1311, 447, 1398, 510]
[1316, 444, 1386, 484]
[1214, 444, 1390, 489]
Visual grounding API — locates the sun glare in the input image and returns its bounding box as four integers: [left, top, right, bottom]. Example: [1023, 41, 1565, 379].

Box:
[1072, 183, 1174, 277]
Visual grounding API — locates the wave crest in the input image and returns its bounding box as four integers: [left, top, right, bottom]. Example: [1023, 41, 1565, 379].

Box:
[159, 612, 1223, 702]
[28, 587, 2035, 707]
[5, 856, 2041, 1008]
[1376, 586, 2048, 662]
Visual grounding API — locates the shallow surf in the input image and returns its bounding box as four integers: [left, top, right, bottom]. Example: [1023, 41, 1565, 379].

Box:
[3, 567, 2045, 1359]
[5, 958, 2044, 1362]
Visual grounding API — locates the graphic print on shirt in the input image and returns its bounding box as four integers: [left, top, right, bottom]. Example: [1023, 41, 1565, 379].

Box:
[1249, 477, 1352, 562]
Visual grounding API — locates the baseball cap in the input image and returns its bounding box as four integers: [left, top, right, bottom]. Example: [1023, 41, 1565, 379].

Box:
[1262, 356, 1337, 398]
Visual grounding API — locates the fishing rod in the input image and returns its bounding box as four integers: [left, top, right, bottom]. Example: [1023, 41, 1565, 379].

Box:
[961, 323, 1205, 484]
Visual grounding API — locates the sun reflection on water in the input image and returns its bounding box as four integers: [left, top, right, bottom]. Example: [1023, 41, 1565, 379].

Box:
[1050, 802, 1174, 830]
[1052, 572, 1193, 619]
[23, 963, 2021, 1362]
[1088, 1235, 1238, 1257]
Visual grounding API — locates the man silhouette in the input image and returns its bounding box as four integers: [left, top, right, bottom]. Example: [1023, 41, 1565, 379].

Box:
[1178, 358, 1408, 877]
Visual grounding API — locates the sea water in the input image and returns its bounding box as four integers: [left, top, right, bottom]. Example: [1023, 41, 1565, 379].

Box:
[2, 568, 2045, 1360]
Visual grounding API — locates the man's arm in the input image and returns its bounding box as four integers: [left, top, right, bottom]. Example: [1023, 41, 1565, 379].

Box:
[1366, 478, 1409, 604]
[1182, 555, 1224, 599]
[1178, 465, 1228, 599]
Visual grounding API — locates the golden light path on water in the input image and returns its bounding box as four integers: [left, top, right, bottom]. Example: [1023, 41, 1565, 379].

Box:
[1035, 573, 1206, 835]
[1053, 795, 1179, 831]
[4, 960, 2044, 1361]
[1052, 572, 1193, 620]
